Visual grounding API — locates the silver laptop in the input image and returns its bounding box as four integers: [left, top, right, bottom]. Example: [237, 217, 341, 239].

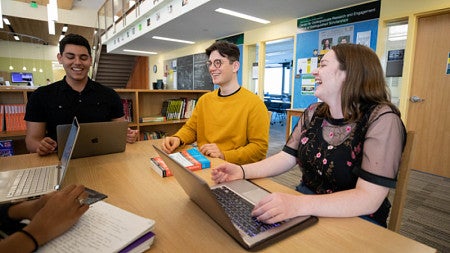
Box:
[57, 121, 128, 159]
[0, 117, 80, 204]
[153, 145, 318, 250]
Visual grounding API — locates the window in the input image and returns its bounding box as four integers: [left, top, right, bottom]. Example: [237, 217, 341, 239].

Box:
[384, 21, 408, 107]
[264, 67, 283, 94]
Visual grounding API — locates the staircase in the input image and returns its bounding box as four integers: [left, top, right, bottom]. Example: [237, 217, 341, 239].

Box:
[92, 45, 137, 89]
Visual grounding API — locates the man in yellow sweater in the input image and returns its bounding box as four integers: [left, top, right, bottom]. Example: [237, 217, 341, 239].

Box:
[162, 41, 269, 165]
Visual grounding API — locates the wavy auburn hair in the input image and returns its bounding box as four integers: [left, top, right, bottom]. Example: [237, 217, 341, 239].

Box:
[316, 43, 399, 122]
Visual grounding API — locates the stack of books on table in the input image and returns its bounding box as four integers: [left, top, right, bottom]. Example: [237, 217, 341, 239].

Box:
[37, 201, 155, 253]
[150, 148, 210, 177]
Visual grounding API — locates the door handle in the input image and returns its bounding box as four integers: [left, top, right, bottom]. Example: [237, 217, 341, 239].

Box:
[410, 96, 425, 103]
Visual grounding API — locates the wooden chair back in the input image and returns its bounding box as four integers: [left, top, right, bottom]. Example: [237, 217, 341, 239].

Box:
[388, 131, 415, 232]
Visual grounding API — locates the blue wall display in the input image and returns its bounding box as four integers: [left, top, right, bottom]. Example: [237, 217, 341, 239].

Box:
[292, 1, 380, 109]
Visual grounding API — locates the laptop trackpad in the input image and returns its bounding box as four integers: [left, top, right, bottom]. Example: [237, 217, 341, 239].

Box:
[242, 189, 269, 204]
[224, 180, 270, 204]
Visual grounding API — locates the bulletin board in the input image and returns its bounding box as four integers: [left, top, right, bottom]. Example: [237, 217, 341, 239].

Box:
[292, 1, 380, 109]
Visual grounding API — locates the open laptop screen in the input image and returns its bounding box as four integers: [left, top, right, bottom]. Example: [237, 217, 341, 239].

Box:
[58, 117, 79, 184]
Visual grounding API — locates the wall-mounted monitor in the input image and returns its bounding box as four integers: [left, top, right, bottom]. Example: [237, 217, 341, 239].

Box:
[11, 72, 34, 83]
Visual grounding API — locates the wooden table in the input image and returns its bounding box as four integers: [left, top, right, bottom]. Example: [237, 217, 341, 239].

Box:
[0, 140, 436, 252]
[286, 108, 304, 141]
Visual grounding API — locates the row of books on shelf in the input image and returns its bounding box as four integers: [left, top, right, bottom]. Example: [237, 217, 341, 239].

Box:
[139, 98, 198, 123]
[161, 98, 197, 120]
[37, 200, 155, 253]
[150, 147, 210, 177]
[1, 104, 27, 132]
[141, 130, 167, 140]
[139, 116, 166, 123]
[121, 98, 134, 122]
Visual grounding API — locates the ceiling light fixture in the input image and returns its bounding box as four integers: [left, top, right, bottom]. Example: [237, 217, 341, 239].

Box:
[266, 38, 292, 45]
[62, 24, 68, 32]
[48, 21, 55, 35]
[3, 18, 10, 26]
[215, 8, 270, 24]
[123, 49, 157, 55]
[266, 51, 285, 57]
[47, 0, 58, 35]
[152, 36, 195, 44]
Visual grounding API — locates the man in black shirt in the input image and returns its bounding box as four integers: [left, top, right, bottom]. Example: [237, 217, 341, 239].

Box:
[25, 34, 138, 155]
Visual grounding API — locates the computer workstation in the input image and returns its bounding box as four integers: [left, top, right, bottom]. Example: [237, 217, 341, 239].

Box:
[0, 139, 436, 252]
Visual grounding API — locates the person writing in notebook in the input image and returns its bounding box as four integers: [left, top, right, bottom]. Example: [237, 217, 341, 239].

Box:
[211, 43, 406, 227]
[25, 34, 139, 156]
[0, 185, 89, 252]
[162, 41, 269, 165]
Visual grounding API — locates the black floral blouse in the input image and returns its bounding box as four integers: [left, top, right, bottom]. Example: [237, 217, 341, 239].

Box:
[283, 102, 406, 226]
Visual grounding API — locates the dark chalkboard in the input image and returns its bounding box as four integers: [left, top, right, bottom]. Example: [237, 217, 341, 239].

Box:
[176, 55, 193, 90]
[193, 53, 213, 90]
[174, 53, 213, 91]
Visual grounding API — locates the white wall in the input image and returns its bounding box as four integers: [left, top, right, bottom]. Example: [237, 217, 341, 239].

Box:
[0, 40, 58, 60]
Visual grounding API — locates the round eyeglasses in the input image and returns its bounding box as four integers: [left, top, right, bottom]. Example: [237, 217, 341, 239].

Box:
[206, 59, 230, 68]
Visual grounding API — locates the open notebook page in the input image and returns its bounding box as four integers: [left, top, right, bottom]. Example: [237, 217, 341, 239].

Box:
[38, 201, 155, 253]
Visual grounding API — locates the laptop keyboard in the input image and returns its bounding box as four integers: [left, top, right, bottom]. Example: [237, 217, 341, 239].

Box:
[7, 166, 53, 198]
[212, 186, 282, 237]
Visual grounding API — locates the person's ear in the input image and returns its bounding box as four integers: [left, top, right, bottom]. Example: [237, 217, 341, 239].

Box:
[233, 61, 240, 73]
[57, 53, 63, 64]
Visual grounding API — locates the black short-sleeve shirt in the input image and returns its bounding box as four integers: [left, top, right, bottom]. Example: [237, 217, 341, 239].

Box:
[25, 77, 124, 140]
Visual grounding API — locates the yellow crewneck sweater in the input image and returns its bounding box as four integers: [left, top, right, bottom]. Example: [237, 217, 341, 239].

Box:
[174, 87, 269, 165]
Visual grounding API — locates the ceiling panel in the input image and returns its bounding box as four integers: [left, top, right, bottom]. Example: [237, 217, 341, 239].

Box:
[109, 0, 368, 56]
[0, 15, 95, 46]
[2, 0, 369, 62]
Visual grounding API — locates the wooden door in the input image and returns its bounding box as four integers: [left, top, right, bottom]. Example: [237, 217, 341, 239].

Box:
[406, 11, 450, 178]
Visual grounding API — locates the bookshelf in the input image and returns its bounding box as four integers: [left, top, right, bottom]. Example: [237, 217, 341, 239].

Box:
[115, 89, 209, 139]
[0, 86, 35, 155]
[0, 87, 209, 154]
